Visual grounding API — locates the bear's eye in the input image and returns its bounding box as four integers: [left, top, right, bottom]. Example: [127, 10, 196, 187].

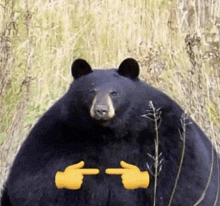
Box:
[110, 91, 117, 97]
[89, 89, 96, 95]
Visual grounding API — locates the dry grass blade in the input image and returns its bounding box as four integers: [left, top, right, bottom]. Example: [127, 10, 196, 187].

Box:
[143, 101, 162, 206]
[168, 112, 188, 206]
[213, 157, 220, 206]
[193, 145, 214, 205]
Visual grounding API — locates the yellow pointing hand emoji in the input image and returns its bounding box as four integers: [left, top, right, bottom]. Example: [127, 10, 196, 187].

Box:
[55, 161, 99, 190]
[105, 161, 150, 190]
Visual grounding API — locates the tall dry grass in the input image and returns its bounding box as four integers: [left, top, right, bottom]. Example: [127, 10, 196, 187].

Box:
[0, 0, 220, 193]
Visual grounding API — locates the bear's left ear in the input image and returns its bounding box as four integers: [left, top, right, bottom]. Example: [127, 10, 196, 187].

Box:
[118, 58, 139, 78]
[71, 59, 92, 79]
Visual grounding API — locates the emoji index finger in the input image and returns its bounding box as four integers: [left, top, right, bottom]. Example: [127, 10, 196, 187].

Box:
[80, 169, 100, 175]
[105, 169, 125, 175]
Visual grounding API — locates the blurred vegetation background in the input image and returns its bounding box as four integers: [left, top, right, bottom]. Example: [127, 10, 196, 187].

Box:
[0, 0, 220, 189]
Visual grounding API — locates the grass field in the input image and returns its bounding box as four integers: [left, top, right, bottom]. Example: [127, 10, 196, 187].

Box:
[0, 0, 220, 191]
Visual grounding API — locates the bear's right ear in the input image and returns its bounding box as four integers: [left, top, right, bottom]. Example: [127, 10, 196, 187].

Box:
[71, 59, 92, 79]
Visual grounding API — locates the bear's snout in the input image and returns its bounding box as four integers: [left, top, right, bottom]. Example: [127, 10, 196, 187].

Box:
[90, 92, 115, 121]
[94, 105, 108, 117]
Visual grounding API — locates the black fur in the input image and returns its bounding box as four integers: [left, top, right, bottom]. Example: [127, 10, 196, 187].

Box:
[1, 58, 219, 206]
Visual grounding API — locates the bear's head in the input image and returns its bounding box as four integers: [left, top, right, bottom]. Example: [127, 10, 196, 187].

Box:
[70, 58, 140, 126]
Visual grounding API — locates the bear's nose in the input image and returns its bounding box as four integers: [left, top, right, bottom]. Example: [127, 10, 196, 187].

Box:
[95, 105, 108, 117]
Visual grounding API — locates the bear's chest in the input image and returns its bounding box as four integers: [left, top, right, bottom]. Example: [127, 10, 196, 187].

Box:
[52, 137, 153, 206]
[59, 136, 149, 170]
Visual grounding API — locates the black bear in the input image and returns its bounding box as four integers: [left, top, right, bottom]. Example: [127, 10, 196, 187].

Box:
[1, 58, 219, 206]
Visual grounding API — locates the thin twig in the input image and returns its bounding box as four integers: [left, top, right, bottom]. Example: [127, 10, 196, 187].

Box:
[143, 101, 162, 206]
[193, 145, 214, 206]
[213, 154, 220, 206]
[168, 112, 190, 206]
